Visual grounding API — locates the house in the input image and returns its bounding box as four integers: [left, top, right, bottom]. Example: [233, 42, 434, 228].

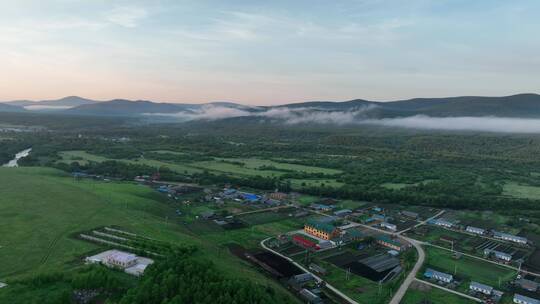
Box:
[514, 294, 540, 304]
[223, 188, 237, 197]
[518, 279, 539, 292]
[310, 203, 334, 211]
[105, 251, 138, 269]
[424, 268, 453, 283]
[269, 192, 288, 200]
[466, 226, 485, 235]
[381, 222, 397, 231]
[263, 199, 281, 207]
[402, 211, 419, 219]
[299, 289, 323, 304]
[344, 229, 364, 241]
[291, 273, 314, 284]
[493, 231, 528, 244]
[470, 281, 493, 295]
[371, 214, 386, 221]
[376, 236, 408, 252]
[484, 249, 512, 262]
[433, 218, 453, 228]
[304, 220, 341, 240]
[373, 207, 383, 212]
[0, 283, 7, 289]
[334, 209, 352, 217]
[293, 234, 318, 249]
[200, 211, 215, 219]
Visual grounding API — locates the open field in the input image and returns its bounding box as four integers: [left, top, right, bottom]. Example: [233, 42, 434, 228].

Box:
[503, 182, 540, 200]
[423, 246, 517, 288]
[0, 167, 295, 301]
[58, 151, 340, 181]
[402, 281, 476, 304]
[58, 150, 202, 174]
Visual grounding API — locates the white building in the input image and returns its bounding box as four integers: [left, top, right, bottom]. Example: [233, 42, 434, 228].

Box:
[0, 283, 7, 289]
[381, 222, 397, 231]
[484, 249, 512, 262]
[493, 231, 528, 244]
[514, 294, 540, 304]
[424, 268, 453, 283]
[434, 218, 453, 228]
[470, 281, 493, 295]
[466, 226, 485, 235]
[106, 251, 138, 269]
[85, 250, 154, 276]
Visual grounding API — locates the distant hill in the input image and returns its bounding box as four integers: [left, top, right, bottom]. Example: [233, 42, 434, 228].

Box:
[6, 96, 98, 110]
[282, 93, 540, 118]
[0, 103, 26, 113]
[64, 99, 260, 116]
[64, 99, 196, 116]
[3, 93, 540, 118]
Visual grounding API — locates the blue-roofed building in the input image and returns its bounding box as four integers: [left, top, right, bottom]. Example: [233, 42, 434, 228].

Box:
[223, 189, 237, 196]
[424, 268, 453, 283]
[514, 294, 540, 304]
[241, 193, 260, 202]
[157, 185, 170, 193]
[371, 214, 386, 221]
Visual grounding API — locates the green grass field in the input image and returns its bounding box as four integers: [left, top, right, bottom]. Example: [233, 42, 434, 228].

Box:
[0, 167, 296, 301]
[423, 246, 517, 288]
[402, 283, 475, 304]
[58, 150, 202, 174]
[503, 182, 540, 200]
[58, 151, 339, 180]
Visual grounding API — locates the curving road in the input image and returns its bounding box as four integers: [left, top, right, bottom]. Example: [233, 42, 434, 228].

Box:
[389, 237, 425, 304]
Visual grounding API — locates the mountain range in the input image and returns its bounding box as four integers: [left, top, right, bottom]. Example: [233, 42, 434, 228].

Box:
[2, 93, 540, 119]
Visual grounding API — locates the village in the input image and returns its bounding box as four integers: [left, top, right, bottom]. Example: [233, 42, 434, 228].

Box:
[123, 177, 540, 304]
[50, 172, 540, 304]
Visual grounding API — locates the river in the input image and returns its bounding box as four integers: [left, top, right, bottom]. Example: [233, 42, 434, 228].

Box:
[3, 148, 32, 167]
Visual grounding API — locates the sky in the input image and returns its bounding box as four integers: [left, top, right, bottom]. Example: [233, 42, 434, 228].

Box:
[0, 0, 539, 105]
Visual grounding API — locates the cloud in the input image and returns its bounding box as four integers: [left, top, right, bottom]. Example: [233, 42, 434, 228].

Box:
[144, 105, 252, 121]
[146, 107, 540, 133]
[144, 104, 376, 124]
[361, 116, 540, 133]
[257, 106, 375, 125]
[105, 6, 148, 28]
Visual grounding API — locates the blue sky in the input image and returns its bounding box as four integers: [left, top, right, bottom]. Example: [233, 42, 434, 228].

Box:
[0, 0, 538, 104]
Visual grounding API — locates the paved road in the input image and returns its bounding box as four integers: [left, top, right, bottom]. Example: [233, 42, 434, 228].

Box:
[414, 279, 482, 302]
[235, 204, 293, 216]
[389, 237, 425, 304]
[397, 210, 445, 235]
[260, 238, 360, 304]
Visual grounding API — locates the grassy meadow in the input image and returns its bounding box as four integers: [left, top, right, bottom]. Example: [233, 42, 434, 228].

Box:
[0, 167, 296, 301]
